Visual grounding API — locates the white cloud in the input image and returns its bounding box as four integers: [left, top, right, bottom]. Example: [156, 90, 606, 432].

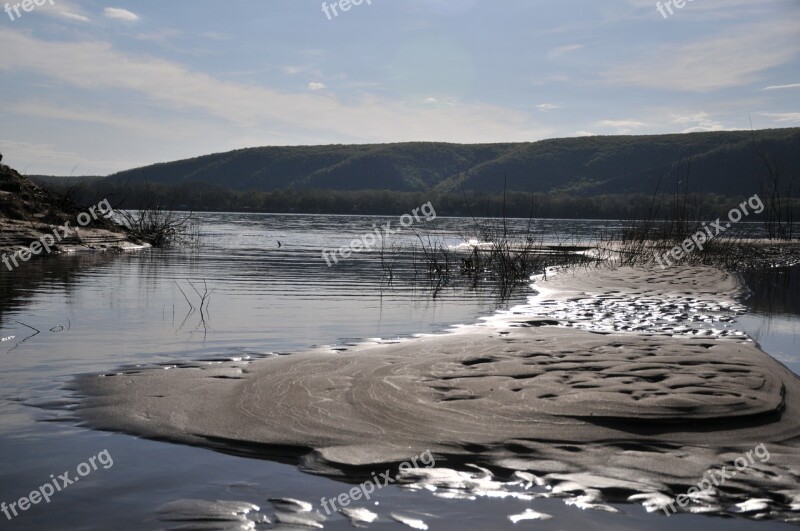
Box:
[760, 112, 800, 123]
[763, 83, 800, 91]
[0, 31, 552, 145]
[548, 44, 583, 58]
[61, 12, 90, 22]
[607, 21, 800, 92]
[624, 0, 789, 21]
[104, 8, 139, 21]
[597, 119, 646, 128]
[307, 82, 326, 91]
[32, 0, 91, 22]
[536, 103, 560, 111]
[284, 66, 307, 75]
[10, 100, 208, 139]
[574, 131, 595, 137]
[596, 119, 647, 135]
[671, 112, 726, 133]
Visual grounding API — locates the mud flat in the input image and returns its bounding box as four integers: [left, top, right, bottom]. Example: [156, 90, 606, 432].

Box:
[74, 265, 800, 521]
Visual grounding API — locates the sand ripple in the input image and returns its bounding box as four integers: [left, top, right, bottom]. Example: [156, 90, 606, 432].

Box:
[75, 265, 800, 521]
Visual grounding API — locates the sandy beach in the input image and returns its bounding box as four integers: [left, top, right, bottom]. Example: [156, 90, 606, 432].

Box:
[74, 264, 800, 521]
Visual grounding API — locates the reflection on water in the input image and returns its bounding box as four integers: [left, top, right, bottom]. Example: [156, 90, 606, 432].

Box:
[0, 214, 529, 405]
[741, 266, 800, 316]
[739, 266, 800, 375]
[0, 213, 797, 530]
[0, 213, 534, 530]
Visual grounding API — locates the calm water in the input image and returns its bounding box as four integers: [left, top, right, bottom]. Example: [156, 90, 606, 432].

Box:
[738, 266, 800, 376]
[0, 213, 796, 530]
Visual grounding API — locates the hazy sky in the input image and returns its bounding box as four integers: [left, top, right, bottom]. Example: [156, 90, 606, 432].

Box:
[1, 0, 798, 175]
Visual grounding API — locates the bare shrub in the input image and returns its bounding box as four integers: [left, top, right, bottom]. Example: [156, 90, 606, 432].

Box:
[116, 206, 200, 248]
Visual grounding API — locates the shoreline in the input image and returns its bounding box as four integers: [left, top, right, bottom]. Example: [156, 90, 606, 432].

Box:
[0, 164, 147, 265]
[0, 217, 150, 261]
[72, 264, 800, 521]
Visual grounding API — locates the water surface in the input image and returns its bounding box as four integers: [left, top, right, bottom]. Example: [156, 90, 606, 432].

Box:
[0, 213, 796, 530]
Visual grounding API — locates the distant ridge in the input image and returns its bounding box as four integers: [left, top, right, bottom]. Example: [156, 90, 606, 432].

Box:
[40, 129, 800, 197]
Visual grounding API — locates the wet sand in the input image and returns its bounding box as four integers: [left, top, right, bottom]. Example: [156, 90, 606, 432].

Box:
[74, 265, 800, 521]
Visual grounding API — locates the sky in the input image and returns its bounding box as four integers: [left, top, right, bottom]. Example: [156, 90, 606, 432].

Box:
[0, 0, 798, 175]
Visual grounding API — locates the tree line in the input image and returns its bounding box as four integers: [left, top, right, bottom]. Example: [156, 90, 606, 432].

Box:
[32, 177, 795, 222]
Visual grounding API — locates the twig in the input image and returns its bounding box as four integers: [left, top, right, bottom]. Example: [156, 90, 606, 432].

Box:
[174, 281, 195, 311]
[13, 320, 40, 334]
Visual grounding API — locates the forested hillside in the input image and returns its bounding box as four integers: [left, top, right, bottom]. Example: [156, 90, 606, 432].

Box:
[94, 129, 799, 196]
[29, 129, 800, 217]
